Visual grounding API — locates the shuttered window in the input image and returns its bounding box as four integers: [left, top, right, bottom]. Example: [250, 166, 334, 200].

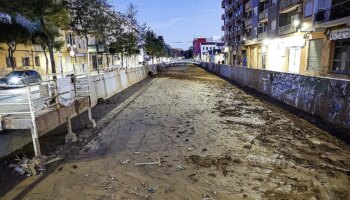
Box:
[307, 39, 323, 71]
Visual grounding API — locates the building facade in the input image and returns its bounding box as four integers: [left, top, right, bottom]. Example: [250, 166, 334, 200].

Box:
[0, 13, 143, 77]
[222, 0, 350, 79]
[193, 38, 207, 61]
[200, 41, 225, 63]
[222, 0, 246, 66]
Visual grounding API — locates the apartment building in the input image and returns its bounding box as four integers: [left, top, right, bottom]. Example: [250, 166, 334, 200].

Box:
[222, 0, 350, 78]
[222, 0, 246, 66]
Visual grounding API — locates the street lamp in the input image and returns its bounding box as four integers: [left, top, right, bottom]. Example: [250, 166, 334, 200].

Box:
[293, 19, 300, 27]
[57, 51, 64, 77]
[67, 44, 76, 74]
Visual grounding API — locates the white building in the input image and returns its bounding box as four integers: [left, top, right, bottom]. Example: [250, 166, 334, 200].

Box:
[200, 42, 225, 63]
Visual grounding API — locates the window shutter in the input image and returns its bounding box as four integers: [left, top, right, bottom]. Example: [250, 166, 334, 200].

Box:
[307, 39, 323, 71]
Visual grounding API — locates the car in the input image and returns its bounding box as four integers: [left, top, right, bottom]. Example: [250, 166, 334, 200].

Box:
[0, 70, 42, 88]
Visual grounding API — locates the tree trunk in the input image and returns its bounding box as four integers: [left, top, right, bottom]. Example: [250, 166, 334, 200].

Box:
[106, 53, 109, 69]
[43, 49, 49, 75]
[121, 53, 124, 70]
[84, 34, 90, 71]
[111, 54, 114, 69]
[7, 43, 16, 71]
[48, 45, 57, 79]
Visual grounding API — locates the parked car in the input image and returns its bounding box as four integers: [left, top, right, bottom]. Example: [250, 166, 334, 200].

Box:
[0, 70, 42, 88]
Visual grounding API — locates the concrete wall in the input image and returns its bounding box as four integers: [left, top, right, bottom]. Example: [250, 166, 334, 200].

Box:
[201, 62, 350, 129]
[88, 66, 148, 107]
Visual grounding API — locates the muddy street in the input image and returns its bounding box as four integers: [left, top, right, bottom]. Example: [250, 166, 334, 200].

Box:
[3, 64, 350, 200]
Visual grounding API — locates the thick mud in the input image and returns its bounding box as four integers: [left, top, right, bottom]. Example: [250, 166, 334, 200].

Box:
[1, 65, 350, 200]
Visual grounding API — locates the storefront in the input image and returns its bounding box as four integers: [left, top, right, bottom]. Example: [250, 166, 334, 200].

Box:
[264, 35, 306, 73]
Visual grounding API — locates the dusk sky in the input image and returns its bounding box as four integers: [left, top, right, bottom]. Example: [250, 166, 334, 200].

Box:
[112, 0, 223, 50]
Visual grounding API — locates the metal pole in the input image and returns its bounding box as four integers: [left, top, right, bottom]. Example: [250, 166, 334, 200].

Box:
[87, 52, 90, 75]
[27, 86, 41, 156]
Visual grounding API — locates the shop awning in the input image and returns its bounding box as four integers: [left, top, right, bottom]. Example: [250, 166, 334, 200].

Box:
[330, 28, 350, 40]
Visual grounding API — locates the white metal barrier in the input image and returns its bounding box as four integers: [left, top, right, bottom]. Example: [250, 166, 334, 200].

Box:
[0, 75, 93, 156]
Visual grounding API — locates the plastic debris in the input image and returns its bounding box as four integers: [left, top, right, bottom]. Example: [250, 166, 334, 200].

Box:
[121, 159, 130, 164]
[148, 186, 158, 193]
[135, 158, 161, 166]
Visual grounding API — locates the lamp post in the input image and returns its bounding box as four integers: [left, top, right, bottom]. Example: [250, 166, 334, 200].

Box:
[68, 44, 76, 74]
[57, 51, 64, 77]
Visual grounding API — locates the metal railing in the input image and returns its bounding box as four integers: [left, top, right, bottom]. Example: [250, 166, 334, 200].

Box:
[258, 31, 268, 40]
[245, 17, 252, 27]
[0, 72, 93, 153]
[280, 0, 302, 11]
[259, 9, 269, 21]
[278, 24, 298, 35]
[314, 0, 350, 23]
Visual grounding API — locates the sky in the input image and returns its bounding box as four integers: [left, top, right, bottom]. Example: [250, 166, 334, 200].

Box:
[112, 0, 223, 50]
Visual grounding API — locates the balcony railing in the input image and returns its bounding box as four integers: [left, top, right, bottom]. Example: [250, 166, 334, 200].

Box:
[258, 31, 268, 40]
[259, 9, 269, 21]
[245, 0, 252, 11]
[278, 24, 298, 35]
[314, 0, 350, 24]
[280, 0, 302, 11]
[245, 18, 252, 27]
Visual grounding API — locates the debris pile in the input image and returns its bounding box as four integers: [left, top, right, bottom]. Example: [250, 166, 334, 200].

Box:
[8, 155, 62, 176]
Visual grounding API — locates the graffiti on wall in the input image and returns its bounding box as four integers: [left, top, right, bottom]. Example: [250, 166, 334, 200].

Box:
[202, 63, 350, 129]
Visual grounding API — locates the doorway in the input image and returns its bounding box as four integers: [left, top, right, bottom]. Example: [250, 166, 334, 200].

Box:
[288, 47, 301, 73]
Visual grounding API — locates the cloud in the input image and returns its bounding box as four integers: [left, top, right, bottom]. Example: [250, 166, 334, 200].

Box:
[149, 17, 185, 30]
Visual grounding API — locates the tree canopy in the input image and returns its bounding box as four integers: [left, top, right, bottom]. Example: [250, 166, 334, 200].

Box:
[144, 30, 168, 59]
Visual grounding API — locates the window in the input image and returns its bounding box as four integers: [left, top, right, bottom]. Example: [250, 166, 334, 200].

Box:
[22, 57, 30, 66]
[206, 47, 208, 50]
[98, 57, 103, 65]
[333, 40, 350, 75]
[35, 56, 40, 66]
[203, 47, 205, 51]
[29, 71, 38, 76]
[304, 0, 313, 17]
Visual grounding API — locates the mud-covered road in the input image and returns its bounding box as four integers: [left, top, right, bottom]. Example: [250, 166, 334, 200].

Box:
[3, 65, 350, 200]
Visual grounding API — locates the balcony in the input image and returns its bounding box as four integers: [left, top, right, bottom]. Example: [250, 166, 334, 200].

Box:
[259, 9, 269, 22]
[245, 18, 252, 28]
[222, 0, 225, 8]
[280, 0, 302, 13]
[226, 3, 234, 12]
[221, 25, 225, 31]
[245, 0, 252, 11]
[278, 24, 298, 35]
[222, 14, 225, 20]
[258, 31, 268, 41]
[245, 33, 255, 41]
[314, 1, 350, 25]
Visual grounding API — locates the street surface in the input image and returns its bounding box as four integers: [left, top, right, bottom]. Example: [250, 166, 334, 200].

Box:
[3, 64, 350, 200]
